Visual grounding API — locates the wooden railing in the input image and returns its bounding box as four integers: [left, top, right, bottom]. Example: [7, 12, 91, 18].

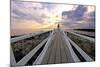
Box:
[11, 31, 50, 43]
[67, 37, 93, 61]
[69, 32, 95, 42]
[62, 30, 80, 62]
[10, 30, 94, 66]
[10, 31, 52, 66]
[66, 32, 94, 61]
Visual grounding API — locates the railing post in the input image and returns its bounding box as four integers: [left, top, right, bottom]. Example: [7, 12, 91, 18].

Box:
[10, 47, 16, 66]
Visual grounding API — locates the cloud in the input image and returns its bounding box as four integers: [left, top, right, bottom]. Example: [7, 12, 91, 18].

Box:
[84, 11, 95, 29]
[11, 0, 95, 30]
[11, 0, 50, 23]
[42, 3, 57, 11]
[11, 0, 75, 24]
[61, 5, 95, 29]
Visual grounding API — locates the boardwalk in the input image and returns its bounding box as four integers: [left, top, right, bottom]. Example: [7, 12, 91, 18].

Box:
[11, 29, 95, 66]
[42, 29, 70, 64]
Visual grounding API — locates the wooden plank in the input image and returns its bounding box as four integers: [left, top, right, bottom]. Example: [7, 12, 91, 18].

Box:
[60, 37, 68, 63]
[47, 36, 57, 64]
[55, 32, 61, 63]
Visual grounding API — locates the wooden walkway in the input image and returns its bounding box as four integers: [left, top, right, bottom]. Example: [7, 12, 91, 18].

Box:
[11, 29, 94, 66]
[41, 29, 74, 64]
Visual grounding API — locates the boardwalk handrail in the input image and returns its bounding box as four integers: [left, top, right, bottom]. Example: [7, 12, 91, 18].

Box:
[11, 38, 48, 66]
[11, 31, 51, 66]
[10, 47, 16, 66]
[62, 30, 80, 62]
[69, 32, 95, 42]
[16, 37, 48, 66]
[11, 31, 50, 43]
[67, 36, 93, 61]
[33, 31, 55, 65]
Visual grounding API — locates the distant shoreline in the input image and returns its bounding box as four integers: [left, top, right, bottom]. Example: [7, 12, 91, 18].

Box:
[11, 35, 22, 38]
[74, 29, 95, 32]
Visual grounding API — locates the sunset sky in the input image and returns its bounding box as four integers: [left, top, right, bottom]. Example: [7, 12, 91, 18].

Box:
[11, 0, 95, 35]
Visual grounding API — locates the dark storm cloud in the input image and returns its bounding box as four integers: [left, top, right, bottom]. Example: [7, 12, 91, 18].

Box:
[62, 5, 87, 21]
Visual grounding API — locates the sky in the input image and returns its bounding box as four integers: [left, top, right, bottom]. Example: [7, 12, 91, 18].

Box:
[11, 0, 95, 35]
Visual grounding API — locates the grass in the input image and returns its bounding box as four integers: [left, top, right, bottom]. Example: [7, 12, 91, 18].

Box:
[67, 32, 95, 60]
